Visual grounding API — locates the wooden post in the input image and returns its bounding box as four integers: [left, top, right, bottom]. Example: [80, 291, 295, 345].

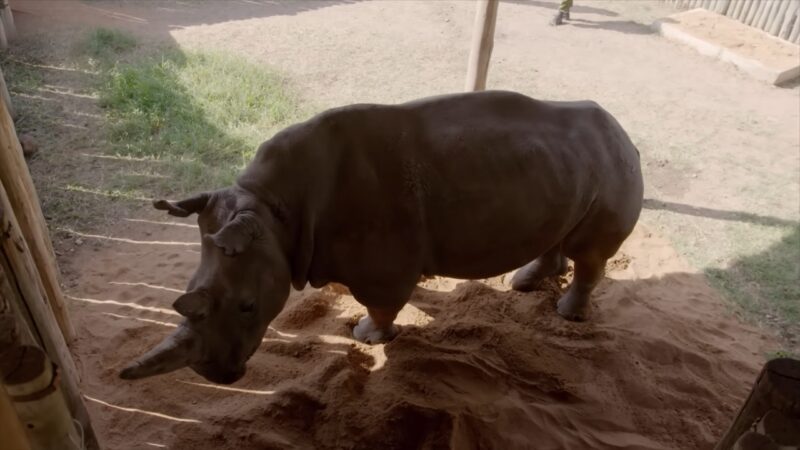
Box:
[766, 0, 782, 33]
[737, 0, 754, 21]
[0, 65, 14, 121]
[714, 358, 800, 450]
[0, 384, 32, 450]
[0, 188, 99, 449]
[792, 13, 800, 42]
[726, 0, 741, 18]
[745, 0, 763, 25]
[0, 13, 7, 50]
[778, 1, 799, 40]
[756, 0, 775, 30]
[1, 346, 81, 450]
[0, 74, 74, 343]
[741, 0, 756, 23]
[769, 0, 791, 35]
[0, 0, 14, 41]
[465, 0, 499, 92]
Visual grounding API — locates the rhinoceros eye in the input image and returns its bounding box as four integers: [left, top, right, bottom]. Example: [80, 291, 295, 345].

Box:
[239, 302, 255, 314]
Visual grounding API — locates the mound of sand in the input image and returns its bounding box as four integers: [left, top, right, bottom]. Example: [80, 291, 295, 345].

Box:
[62, 222, 771, 450]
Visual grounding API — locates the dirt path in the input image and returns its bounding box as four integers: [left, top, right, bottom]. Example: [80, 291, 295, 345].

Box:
[5, 0, 798, 448]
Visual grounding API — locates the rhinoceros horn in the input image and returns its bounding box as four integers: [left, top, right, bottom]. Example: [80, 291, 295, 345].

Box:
[119, 325, 196, 380]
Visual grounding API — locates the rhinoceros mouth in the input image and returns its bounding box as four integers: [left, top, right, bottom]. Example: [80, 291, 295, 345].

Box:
[119, 325, 197, 380]
[191, 364, 246, 385]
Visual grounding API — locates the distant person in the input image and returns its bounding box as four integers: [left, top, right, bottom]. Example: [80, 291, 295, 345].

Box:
[550, 0, 572, 26]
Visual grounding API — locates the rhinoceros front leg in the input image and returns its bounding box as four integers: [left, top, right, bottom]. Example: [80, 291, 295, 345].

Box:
[352, 306, 401, 344]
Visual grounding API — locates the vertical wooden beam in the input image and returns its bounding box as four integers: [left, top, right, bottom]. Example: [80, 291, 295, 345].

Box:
[0, 243, 99, 449]
[768, 0, 791, 35]
[739, 0, 756, 24]
[0, 192, 99, 449]
[792, 15, 800, 42]
[0, 74, 74, 343]
[755, 0, 775, 29]
[0, 65, 13, 121]
[735, 0, 752, 20]
[0, 385, 31, 450]
[726, 0, 741, 18]
[0, 0, 15, 41]
[465, 0, 499, 92]
[779, 1, 799, 39]
[0, 14, 7, 50]
[2, 346, 81, 450]
[746, 0, 764, 25]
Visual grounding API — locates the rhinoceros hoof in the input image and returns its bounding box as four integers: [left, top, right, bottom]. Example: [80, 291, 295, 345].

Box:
[556, 293, 589, 322]
[352, 316, 399, 344]
[511, 256, 568, 292]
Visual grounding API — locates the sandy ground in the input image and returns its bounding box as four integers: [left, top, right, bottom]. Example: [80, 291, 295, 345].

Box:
[5, 0, 799, 448]
[64, 219, 770, 449]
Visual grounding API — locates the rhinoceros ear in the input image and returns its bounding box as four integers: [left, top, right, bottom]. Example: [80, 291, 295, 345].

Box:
[153, 192, 210, 217]
[173, 291, 210, 320]
[208, 211, 261, 256]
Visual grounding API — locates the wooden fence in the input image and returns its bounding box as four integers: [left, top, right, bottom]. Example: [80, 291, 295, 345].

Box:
[663, 0, 800, 44]
[1, 52, 99, 450]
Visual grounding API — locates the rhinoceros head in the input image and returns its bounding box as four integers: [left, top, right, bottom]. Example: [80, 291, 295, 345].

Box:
[120, 187, 291, 384]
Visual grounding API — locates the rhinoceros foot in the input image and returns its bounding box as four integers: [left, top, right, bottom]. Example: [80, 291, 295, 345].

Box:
[511, 252, 568, 292]
[556, 289, 590, 322]
[352, 315, 400, 344]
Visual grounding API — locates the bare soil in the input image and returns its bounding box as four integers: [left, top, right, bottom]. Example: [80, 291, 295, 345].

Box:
[6, 0, 799, 449]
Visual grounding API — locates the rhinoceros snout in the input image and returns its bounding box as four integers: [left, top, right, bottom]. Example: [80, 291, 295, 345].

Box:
[192, 363, 246, 385]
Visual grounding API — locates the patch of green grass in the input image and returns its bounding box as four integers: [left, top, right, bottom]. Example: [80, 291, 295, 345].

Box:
[705, 224, 800, 347]
[81, 28, 137, 61]
[91, 47, 300, 194]
[766, 349, 798, 360]
[0, 54, 44, 93]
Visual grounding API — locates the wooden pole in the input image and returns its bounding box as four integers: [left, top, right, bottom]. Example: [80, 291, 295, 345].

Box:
[792, 16, 800, 43]
[756, 0, 776, 30]
[727, 0, 741, 18]
[0, 0, 14, 41]
[745, 0, 765, 25]
[742, 0, 757, 20]
[0, 14, 7, 50]
[714, 358, 800, 450]
[0, 65, 13, 123]
[0, 384, 31, 450]
[1, 346, 81, 450]
[0, 74, 74, 343]
[737, 0, 754, 21]
[778, 1, 799, 39]
[765, 0, 787, 35]
[0, 190, 99, 449]
[465, 0, 499, 92]
[769, 0, 791, 35]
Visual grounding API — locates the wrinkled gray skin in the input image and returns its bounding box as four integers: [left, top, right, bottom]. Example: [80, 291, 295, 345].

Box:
[120, 91, 643, 385]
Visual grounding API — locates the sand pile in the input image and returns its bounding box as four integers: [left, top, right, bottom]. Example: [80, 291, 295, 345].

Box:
[61, 221, 771, 450]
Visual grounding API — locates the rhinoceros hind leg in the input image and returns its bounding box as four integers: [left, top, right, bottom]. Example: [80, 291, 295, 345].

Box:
[557, 256, 604, 321]
[352, 307, 401, 344]
[511, 246, 568, 292]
